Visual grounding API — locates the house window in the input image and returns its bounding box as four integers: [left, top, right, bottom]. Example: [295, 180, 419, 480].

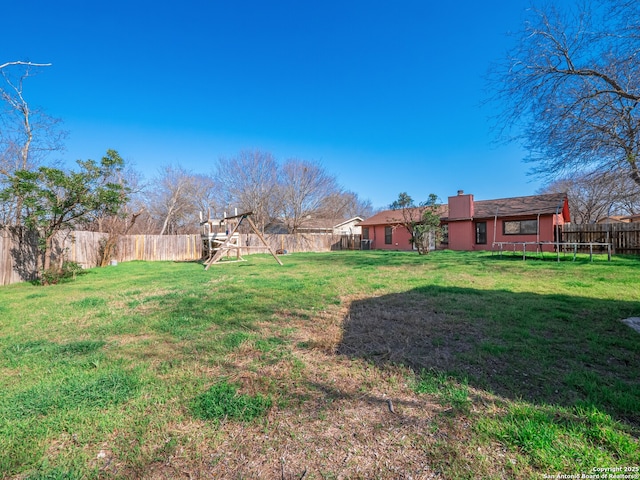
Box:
[384, 226, 393, 244]
[503, 220, 538, 235]
[441, 224, 449, 244]
[475, 222, 487, 244]
[362, 227, 369, 240]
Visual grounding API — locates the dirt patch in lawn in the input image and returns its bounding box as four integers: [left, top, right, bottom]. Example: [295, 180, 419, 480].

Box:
[122, 350, 472, 480]
[337, 291, 484, 372]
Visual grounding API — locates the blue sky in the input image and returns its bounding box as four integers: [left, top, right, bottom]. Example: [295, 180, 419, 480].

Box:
[3, 1, 554, 209]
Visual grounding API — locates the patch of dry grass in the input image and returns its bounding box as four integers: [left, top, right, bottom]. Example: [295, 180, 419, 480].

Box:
[114, 299, 524, 480]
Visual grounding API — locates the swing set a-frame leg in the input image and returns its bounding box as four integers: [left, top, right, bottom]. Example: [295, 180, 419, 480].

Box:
[245, 216, 283, 266]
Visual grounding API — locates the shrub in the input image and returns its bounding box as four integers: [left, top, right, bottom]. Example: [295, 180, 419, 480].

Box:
[40, 261, 84, 285]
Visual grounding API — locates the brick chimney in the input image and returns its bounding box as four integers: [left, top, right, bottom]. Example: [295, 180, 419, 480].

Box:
[448, 191, 474, 219]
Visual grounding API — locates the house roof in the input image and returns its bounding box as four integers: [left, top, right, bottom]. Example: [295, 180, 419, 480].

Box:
[596, 215, 630, 224]
[266, 216, 366, 233]
[358, 193, 569, 226]
[297, 218, 339, 231]
[333, 217, 364, 229]
[358, 205, 448, 226]
[468, 193, 568, 220]
[298, 216, 364, 231]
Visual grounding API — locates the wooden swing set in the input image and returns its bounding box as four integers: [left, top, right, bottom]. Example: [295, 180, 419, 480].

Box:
[202, 211, 283, 269]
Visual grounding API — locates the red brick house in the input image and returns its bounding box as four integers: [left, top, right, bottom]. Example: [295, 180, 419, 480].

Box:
[358, 205, 448, 251]
[358, 191, 570, 252]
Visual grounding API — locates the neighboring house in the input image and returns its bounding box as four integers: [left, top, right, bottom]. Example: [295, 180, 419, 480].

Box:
[265, 216, 364, 235]
[358, 191, 571, 252]
[333, 217, 363, 235]
[596, 216, 630, 224]
[620, 214, 640, 223]
[296, 217, 342, 234]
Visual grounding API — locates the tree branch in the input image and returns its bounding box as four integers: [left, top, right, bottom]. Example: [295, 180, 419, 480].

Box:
[0, 61, 52, 70]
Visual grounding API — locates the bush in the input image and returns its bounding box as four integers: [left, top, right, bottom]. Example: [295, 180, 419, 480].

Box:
[40, 261, 85, 285]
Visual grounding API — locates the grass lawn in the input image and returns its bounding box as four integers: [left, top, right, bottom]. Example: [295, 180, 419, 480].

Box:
[0, 250, 639, 479]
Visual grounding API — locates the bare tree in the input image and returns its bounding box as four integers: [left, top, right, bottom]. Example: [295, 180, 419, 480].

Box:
[214, 150, 280, 232]
[191, 173, 220, 220]
[0, 61, 66, 224]
[541, 171, 640, 223]
[96, 206, 144, 266]
[147, 165, 199, 235]
[279, 159, 340, 233]
[318, 190, 374, 220]
[0, 61, 52, 71]
[491, 0, 640, 190]
[615, 179, 640, 215]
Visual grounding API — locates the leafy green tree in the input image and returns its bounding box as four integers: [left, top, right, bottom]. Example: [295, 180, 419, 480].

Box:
[3, 149, 128, 281]
[390, 192, 443, 254]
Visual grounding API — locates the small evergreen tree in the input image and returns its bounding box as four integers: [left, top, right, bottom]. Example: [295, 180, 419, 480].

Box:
[3, 149, 128, 283]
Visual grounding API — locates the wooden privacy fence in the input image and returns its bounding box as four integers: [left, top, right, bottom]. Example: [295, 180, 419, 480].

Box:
[0, 228, 357, 285]
[0, 230, 206, 285]
[245, 233, 354, 254]
[1, 226, 39, 285]
[561, 223, 640, 255]
[0, 228, 119, 285]
[117, 234, 201, 262]
[64, 231, 111, 266]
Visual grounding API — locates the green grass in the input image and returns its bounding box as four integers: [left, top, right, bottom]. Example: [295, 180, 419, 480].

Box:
[476, 403, 638, 471]
[414, 370, 472, 413]
[0, 251, 639, 478]
[190, 380, 272, 422]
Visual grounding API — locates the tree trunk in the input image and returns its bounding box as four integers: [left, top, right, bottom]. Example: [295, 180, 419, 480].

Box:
[43, 234, 54, 272]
